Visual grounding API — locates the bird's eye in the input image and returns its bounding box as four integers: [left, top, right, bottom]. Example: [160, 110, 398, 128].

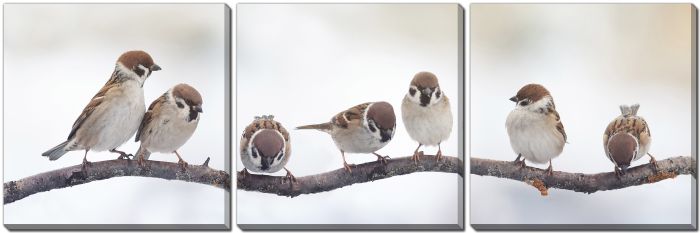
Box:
[519, 100, 529, 106]
[177, 102, 184, 109]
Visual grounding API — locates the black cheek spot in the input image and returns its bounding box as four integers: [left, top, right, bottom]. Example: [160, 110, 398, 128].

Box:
[519, 101, 528, 106]
[409, 88, 416, 96]
[436, 90, 441, 98]
[133, 66, 145, 76]
[368, 122, 376, 132]
[177, 102, 184, 108]
[251, 148, 258, 158]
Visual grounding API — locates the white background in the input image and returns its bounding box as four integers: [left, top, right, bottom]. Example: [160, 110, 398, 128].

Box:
[0, 0, 698, 232]
[3, 4, 227, 224]
[237, 4, 461, 224]
[471, 4, 693, 225]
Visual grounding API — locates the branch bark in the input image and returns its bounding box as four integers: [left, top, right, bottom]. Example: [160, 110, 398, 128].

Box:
[4, 159, 231, 204]
[470, 156, 696, 195]
[237, 155, 464, 197]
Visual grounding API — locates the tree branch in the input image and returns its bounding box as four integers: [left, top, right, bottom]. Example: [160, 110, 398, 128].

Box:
[237, 155, 464, 197]
[470, 156, 696, 195]
[4, 159, 231, 204]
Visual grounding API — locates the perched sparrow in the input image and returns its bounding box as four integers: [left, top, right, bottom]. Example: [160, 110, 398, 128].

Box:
[401, 71, 453, 162]
[603, 104, 655, 176]
[239, 115, 295, 183]
[42, 50, 161, 165]
[296, 102, 396, 172]
[506, 84, 566, 175]
[134, 84, 203, 168]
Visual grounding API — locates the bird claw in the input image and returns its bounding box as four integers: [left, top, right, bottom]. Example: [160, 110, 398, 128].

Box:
[343, 162, 354, 173]
[435, 150, 443, 161]
[238, 168, 250, 179]
[282, 170, 297, 184]
[411, 151, 424, 164]
[177, 159, 189, 170]
[374, 153, 391, 165]
[545, 165, 554, 176]
[117, 153, 133, 160]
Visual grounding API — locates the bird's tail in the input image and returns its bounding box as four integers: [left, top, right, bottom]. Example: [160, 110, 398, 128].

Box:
[136, 146, 151, 160]
[42, 141, 69, 161]
[296, 123, 332, 132]
[619, 104, 640, 116]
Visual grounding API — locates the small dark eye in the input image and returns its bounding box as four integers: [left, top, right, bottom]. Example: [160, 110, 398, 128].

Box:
[177, 102, 184, 108]
[519, 101, 529, 106]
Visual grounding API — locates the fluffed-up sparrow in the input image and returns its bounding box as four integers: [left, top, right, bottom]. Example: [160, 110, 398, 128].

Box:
[401, 71, 453, 162]
[506, 84, 566, 175]
[42, 50, 161, 166]
[134, 83, 203, 168]
[296, 102, 396, 172]
[603, 104, 655, 176]
[239, 115, 295, 183]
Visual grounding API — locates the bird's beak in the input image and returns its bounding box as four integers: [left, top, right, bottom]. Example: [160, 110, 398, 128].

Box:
[509, 96, 518, 102]
[421, 88, 432, 96]
[193, 106, 203, 113]
[151, 64, 161, 71]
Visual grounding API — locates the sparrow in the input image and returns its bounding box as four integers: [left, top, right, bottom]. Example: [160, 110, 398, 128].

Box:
[506, 84, 566, 175]
[603, 104, 655, 176]
[42, 50, 161, 166]
[296, 101, 396, 172]
[401, 71, 453, 162]
[239, 115, 295, 183]
[134, 83, 203, 168]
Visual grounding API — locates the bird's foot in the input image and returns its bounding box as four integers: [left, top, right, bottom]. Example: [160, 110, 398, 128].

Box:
[117, 153, 133, 160]
[136, 155, 147, 167]
[343, 162, 354, 173]
[374, 153, 391, 165]
[283, 168, 297, 184]
[545, 164, 554, 176]
[648, 154, 659, 172]
[614, 166, 624, 179]
[411, 151, 424, 165]
[435, 150, 443, 161]
[238, 168, 250, 179]
[177, 159, 189, 170]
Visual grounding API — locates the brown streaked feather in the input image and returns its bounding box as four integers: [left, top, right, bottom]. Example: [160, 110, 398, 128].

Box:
[136, 93, 167, 142]
[243, 118, 289, 142]
[67, 74, 122, 140]
[548, 106, 566, 142]
[331, 102, 370, 129]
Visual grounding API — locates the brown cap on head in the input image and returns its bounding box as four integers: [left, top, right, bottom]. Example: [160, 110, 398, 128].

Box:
[510, 84, 551, 103]
[253, 129, 284, 157]
[410, 71, 439, 89]
[608, 133, 637, 167]
[117, 50, 160, 71]
[172, 83, 203, 110]
[367, 101, 396, 130]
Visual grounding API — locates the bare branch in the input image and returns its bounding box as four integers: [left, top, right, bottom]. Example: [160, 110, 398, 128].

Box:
[470, 156, 696, 195]
[4, 159, 230, 204]
[237, 155, 464, 197]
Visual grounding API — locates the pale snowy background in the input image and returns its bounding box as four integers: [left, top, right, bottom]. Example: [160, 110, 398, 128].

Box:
[471, 4, 693, 224]
[4, 4, 228, 224]
[237, 4, 462, 224]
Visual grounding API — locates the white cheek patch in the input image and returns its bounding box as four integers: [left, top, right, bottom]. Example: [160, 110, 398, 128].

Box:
[407, 85, 422, 103]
